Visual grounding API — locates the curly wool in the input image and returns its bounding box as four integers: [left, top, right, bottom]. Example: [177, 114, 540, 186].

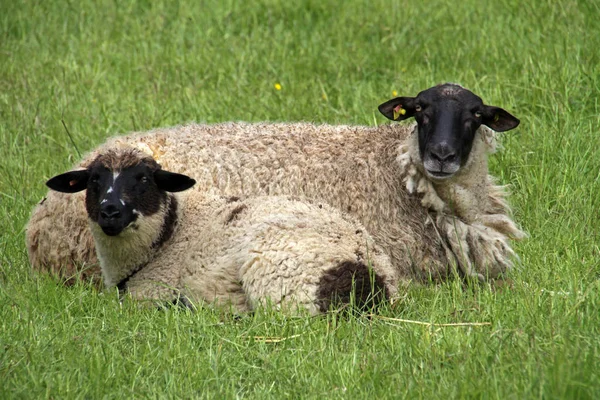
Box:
[86, 187, 399, 313]
[27, 121, 524, 284]
[397, 126, 525, 280]
[26, 189, 101, 285]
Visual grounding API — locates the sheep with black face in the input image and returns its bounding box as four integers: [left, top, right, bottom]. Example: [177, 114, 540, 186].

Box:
[379, 84, 518, 180]
[46, 147, 398, 313]
[28, 83, 524, 284]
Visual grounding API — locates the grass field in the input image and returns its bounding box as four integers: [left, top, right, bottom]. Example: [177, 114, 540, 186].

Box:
[1, 0, 599, 398]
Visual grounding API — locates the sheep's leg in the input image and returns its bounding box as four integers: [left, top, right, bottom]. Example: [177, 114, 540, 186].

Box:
[466, 224, 517, 279]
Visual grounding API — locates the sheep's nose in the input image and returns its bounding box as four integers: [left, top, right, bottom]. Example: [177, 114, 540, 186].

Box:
[430, 143, 457, 163]
[100, 204, 121, 220]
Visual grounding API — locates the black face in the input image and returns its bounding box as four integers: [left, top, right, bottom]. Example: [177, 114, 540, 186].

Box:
[46, 162, 196, 237]
[86, 164, 168, 236]
[378, 83, 520, 180]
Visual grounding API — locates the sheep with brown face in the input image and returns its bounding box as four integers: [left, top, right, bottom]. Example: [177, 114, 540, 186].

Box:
[45, 147, 398, 313]
[28, 83, 524, 284]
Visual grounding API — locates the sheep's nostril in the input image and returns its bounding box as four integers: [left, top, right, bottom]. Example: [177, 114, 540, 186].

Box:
[101, 205, 121, 220]
[431, 151, 456, 162]
[430, 143, 456, 163]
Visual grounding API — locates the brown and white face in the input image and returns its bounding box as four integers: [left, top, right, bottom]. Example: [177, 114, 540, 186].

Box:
[46, 154, 195, 236]
[379, 83, 520, 180]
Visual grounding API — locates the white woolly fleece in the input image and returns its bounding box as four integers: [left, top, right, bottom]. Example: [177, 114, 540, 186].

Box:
[27, 121, 525, 284]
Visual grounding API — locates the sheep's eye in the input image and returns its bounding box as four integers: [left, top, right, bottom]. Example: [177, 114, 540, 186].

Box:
[474, 111, 482, 118]
[139, 176, 149, 184]
[90, 175, 100, 184]
[415, 105, 422, 112]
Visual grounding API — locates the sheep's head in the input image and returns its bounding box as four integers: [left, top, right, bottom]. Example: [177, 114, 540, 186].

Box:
[46, 149, 195, 237]
[379, 83, 520, 180]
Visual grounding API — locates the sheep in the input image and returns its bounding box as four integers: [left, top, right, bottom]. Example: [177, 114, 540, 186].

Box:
[44, 147, 399, 314]
[27, 83, 524, 284]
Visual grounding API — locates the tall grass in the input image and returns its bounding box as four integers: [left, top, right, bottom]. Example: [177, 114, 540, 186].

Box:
[1, 0, 599, 397]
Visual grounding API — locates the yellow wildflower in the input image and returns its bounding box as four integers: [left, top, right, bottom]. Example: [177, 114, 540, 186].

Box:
[392, 90, 398, 97]
[274, 83, 282, 91]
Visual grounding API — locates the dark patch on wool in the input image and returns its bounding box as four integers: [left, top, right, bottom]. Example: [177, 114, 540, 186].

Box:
[316, 261, 389, 313]
[171, 294, 195, 310]
[225, 204, 248, 224]
[151, 196, 178, 250]
[116, 263, 147, 296]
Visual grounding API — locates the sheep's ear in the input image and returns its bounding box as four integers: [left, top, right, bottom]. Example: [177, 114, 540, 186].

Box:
[378, 97, 417, 121]
[482, 106, 520, 132]
[46, 170, 90, 193]
[154, 170, 196, 192]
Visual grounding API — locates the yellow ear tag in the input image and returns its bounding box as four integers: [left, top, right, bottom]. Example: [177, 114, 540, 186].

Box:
[393, 105, 406, 120]
[494, 113, 500, 122]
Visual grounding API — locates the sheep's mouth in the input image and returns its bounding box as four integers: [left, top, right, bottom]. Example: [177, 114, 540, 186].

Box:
[100, 225, 124, 236]
[426, 169, 455, 179]
[422, 157, 460, 180]
[97, 212, 138, 237]
[100, 220, 139, 236]
[98, 220, 132, 236]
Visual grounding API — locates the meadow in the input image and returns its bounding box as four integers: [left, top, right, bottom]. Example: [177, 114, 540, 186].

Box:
[1, 0, 599, 398]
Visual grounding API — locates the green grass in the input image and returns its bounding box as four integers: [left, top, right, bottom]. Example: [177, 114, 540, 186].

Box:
[1, 0, 600, 398]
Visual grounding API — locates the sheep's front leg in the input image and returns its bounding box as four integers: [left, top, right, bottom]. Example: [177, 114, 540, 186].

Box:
[120, 277, 186, 308]
[440, 215, 519, 281]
